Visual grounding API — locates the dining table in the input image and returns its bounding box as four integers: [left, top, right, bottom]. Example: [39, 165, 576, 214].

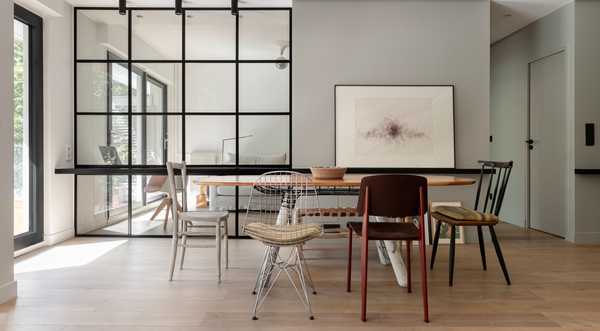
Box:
[196, 174, 476, 287]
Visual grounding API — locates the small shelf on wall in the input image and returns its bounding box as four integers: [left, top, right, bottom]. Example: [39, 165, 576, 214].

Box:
[575, 169, 600, 174]
[55, 166, 486, 176]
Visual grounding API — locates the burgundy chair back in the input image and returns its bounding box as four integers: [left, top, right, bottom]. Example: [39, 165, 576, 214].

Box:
[356, 175, 428, 218]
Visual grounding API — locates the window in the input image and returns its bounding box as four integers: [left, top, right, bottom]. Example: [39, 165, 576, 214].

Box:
[74, 6, 291, 237]
[14, 5, 43, 250]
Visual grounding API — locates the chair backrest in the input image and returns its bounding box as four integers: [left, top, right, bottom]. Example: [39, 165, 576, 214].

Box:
[166, 162, 188, 215]
[357, 175, 428, 218]
[246, 171, 319, 227]
[474, 160, 513, 216]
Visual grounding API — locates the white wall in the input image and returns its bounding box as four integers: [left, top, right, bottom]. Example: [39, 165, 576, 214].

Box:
[490, 4, 575, 231]
[292, 0, 491, 169]
[1, 0, 18, 304]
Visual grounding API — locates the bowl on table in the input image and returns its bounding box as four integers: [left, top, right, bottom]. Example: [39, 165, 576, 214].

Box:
[310, 167, 347, 180]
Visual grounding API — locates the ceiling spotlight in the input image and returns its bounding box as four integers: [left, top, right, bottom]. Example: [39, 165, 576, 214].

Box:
[119, 0, 126, 15]
[175, 0, 183, 15]
[231, 0, 239, 16]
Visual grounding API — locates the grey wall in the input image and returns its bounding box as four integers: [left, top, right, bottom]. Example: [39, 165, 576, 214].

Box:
[490, 4, 575, 231]
[292, 0, 491, 169]
[574, 0, 600, 243]
[1, 0, 17, 303]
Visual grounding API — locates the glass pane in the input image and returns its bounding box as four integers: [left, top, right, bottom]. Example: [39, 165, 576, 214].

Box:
[76, 175, 129, 235]
[185, 116, 235, 165]
[77, 115, 129, 165]
[239, 115, 289, 165]
[185, 11, 235, 60]
[132, 10, 182, 60]
[132, 115, 182, 165]
[186, 63, 235, 113]
[132, 63, 181, 113]
[239, 10, 289, 60]
[76, 10, 128, 60]
[77, 62, 129, 113]
[14, 19, 29, 236]
[240, 63, 289, 113]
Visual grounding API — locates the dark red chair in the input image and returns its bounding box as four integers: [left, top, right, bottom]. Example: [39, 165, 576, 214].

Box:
[346, 175, 429, 323]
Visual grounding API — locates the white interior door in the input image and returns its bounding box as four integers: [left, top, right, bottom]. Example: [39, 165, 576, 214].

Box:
[528, 51, 567, 238]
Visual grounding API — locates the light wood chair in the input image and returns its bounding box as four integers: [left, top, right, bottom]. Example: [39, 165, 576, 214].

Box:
[166, 162, 229, 283]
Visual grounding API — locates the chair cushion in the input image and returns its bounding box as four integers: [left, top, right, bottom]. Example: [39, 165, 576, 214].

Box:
[244, 223, 322, 246]
[347, 222, 420, 241]
[432, 206, 498, 222]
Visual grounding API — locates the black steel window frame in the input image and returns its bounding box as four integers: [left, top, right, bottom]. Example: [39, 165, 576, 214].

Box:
[14, 4, 44, 250]
[73, 6, 292, 238]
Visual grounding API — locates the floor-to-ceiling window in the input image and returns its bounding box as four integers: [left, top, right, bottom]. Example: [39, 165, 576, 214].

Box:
[74, 5, 291, 237]
[14, 5, 43, 250]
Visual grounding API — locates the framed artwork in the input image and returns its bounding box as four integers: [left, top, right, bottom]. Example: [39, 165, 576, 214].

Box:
[335, 85, 455, 168]
[431, 201, 464, 244]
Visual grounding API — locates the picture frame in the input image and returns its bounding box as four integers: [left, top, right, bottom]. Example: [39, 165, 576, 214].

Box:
[430, 201, 465, 244]
[335, 85, 455, 168]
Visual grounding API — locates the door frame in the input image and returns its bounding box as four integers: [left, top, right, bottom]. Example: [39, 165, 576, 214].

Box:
[526, 49, 566, 236]
[13, 4, 44, 251]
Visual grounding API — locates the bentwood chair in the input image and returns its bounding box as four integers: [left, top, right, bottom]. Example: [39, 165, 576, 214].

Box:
[166, 162, 229, 283]
[244, 171, 322, 320]
[430, 160, 513, 286]
[347, 175, 429, 323]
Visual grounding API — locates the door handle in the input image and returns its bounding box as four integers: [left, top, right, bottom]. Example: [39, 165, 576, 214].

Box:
[525, 139, 534, 144]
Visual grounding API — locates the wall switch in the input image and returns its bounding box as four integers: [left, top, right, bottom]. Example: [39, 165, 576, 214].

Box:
[585, 123, 595, 146]
[65, 144, 73, 162]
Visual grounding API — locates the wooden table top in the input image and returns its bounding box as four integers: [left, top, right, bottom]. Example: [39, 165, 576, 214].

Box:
[197, 174, 476, 187]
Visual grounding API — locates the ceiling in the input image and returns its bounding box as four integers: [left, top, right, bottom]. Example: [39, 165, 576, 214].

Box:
[491, 0, 573, 43]
[69, 0, 573, 44]
[67, 0, 292, 7]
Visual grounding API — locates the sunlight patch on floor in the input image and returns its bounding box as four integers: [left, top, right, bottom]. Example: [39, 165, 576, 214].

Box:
[15, 240, 127, 274]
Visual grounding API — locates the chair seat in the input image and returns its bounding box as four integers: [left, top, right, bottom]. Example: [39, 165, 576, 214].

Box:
[431, 206, 498, 226]
[348, 221, 420, 241]
[179, 210, 228, 222]
[244, 223, 322, 246]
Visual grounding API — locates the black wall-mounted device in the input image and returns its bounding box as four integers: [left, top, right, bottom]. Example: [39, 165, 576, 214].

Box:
[585, 123, 595, 146]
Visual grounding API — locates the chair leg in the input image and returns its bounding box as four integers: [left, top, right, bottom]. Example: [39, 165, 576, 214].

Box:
[449, 225, 456, 287]
[224, 219, 229, 269]
[216, 221, 222, 283]
[360, 236, 368, 322]
[150, 198, 167, 221]
[430, 221, 442, 270]
[418, 238, 430, 323]
[346, 227, 353, 293]
[427, 211, 433, 245]
[168, 229, 179, 281]
[163, 199, 171, 232]
[252, 247, 270, 295]
[406, 240, 412, 294]
[179, 234, 187, 270]
[477, 225, 487, 270]
[489, 225, 511, 285]
[298, 247, 317, 295]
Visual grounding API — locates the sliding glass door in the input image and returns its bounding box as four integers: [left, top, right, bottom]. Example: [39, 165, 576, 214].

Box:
[14, 5, 43, 250]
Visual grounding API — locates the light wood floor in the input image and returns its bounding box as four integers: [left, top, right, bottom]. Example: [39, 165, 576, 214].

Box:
[2, 223, 600, 330]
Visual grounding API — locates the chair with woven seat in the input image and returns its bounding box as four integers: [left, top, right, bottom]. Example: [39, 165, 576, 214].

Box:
[346, 175, 429, 323]
[166, 162, 229, 283]
[430, 160, 513, 287]
[244, 171, 322, 320]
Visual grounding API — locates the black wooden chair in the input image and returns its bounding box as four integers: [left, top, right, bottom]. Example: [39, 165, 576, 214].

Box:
[346, 175, 429, 323]
[430, 160, 513, 286]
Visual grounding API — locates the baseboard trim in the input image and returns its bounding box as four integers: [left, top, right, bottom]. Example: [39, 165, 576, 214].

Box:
[0, 280, 17, 304]
[45, 228, 74, 246]
[574, 232, 600, 244]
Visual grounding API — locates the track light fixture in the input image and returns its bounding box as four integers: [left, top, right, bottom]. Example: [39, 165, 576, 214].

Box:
[175, 0, 183, 15]
[231, 0, 239, 16]
[118, 0, 126, 15]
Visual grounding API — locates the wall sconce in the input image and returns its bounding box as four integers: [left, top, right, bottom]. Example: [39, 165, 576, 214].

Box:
[175, 0, 183, 15]
[119, 0, 126, 15]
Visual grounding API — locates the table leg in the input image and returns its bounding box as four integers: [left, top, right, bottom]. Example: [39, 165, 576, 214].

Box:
[374, 217, 407, 287]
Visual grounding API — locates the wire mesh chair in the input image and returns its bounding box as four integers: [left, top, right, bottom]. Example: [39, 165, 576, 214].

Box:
[244, 171, 322, 320]
[166, 162, 229, 283]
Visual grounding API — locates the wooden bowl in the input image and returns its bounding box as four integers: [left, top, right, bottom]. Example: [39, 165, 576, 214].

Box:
[310, 167, 347, 180]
